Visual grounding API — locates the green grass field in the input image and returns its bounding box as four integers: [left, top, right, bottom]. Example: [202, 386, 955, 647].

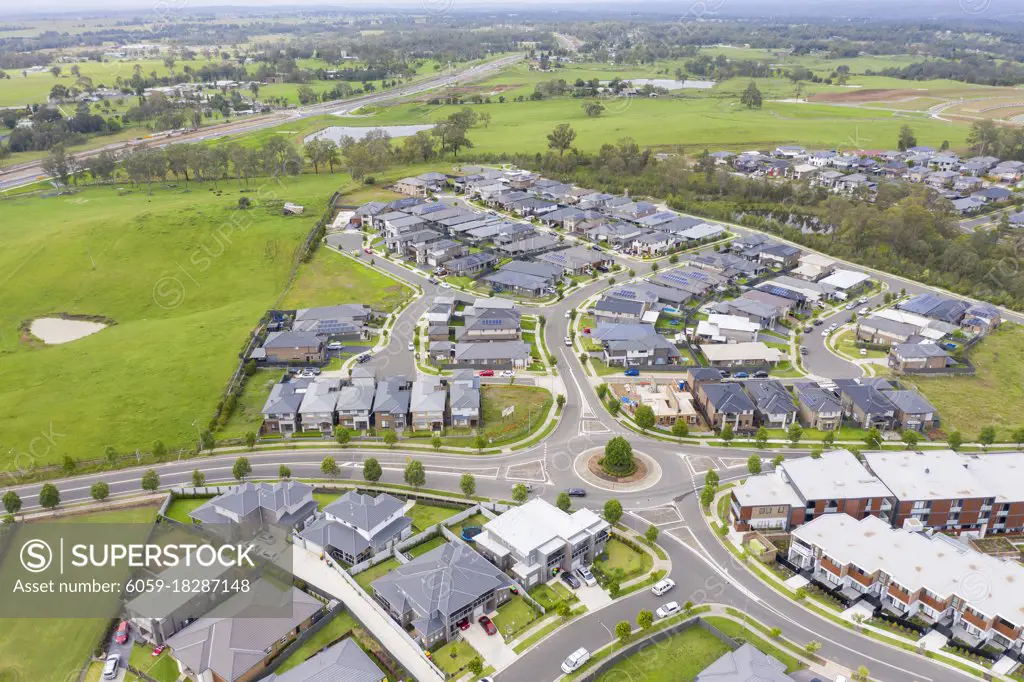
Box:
[913, 325, 1024, 441]
[406, 535, 447, 558]
[479, 385, 553, 445]
[281, 247, 414, 312]
[493, 596, 539, 638]
[593, 625, 730, 682]
[353, 558, 401, 592]
[431, 639, 480, 677]
[407, 502, 460, 533]
[595, 537, 652, 581]
[0, 173, 358, 468]
[0, 505, 159, 682]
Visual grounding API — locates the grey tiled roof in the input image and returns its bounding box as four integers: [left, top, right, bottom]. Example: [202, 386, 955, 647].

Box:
[454, 340, 531, 362]
[262, 378, 313, 416]
[702, 383, 755, 414]
[371, 543, 513, 634]
[793, 383, 842, 414]
[882, 389, 936, 415]
[194, 481, 314, 519]
[372, 376, 411, 416]
[695, 643, 792, 682]
[324, 491, 405, 532]
[745, 380, 797, 415]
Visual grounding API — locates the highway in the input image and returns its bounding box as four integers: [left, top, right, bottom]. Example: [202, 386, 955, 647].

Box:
[0, 54, 522, 192]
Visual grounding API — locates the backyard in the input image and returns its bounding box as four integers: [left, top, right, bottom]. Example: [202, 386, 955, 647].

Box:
[406, 535, 448, 558]
[127, 642, 180, 682]
[593, 625, 731, 682]
[274, 611, 358, 674]
[407, 502, 462, 533]
[354, 557, 401, 592]
[162, 496, 210, 524]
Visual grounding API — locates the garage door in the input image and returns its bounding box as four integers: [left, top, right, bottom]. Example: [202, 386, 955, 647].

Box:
[474, 604, 484, 619]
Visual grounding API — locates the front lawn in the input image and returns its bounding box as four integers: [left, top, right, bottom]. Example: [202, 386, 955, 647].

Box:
[595, 537, 652, 581]
[407, 502, 461, 533]
[354, 558, 401, 592]
[492, 596, 540, 639]
[528, 581, 578, 610]
[275, 611, 358, 674]
[593, 625, 730, 682]
[430, 639, 479, 677]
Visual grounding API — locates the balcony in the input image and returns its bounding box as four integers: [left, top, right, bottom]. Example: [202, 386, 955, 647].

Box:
[961, 609, 990, 631]
[993, 619, 1021, 641]
[848, 570, 876, 588]
[819, 556, 842, 576]
[888, 584, 911, 604]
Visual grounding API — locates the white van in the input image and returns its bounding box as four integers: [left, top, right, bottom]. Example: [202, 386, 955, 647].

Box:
[561, 647, 590, 674]
[651, 578, 676, 596]
[102, 654, 120, 680]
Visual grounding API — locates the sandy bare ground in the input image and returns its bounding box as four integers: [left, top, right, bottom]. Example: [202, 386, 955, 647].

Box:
[30, 317, 107, 344]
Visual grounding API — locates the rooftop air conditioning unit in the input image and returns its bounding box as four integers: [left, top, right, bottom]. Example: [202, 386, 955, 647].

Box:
[903, 518, 925, 533]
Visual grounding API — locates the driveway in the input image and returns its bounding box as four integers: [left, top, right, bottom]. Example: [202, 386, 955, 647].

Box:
[462, 618, 517, 669]
[106, 625, 133, 682]
[572, 582, 612, 611]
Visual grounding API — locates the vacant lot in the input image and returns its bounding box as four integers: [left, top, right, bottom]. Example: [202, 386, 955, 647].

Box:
[480, 385, 553, 445]
[593, 625, 730, 682]
[281, 247, 413, 312]
[0, 505, 158, 682]
[914, 325, 1024, 441]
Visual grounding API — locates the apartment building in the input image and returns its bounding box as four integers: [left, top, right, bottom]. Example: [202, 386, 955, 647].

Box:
[474, 498, 610, 587]
[730, 450, 893, 531]
[864, 450, 1024, 535]
[789, 514, 1024, 653]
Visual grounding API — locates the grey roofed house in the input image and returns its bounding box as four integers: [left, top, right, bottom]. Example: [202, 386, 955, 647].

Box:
[450, 382, 480, 415]
[494, 234, 560, 255]
[702, 382, 756, 414]
[482, 269, 552, 293]
[263, 330, 323, 350]
[354, 201, 388, 218]
[537, 246, 606, 272]
[371, 542, 514, 644]
[898, 293, 969, 323]
[595, 298, 647, 316]
[295, 304, 371, 323]
[189, 481, 318, 529]
[842, 383, 896, 416]
[892, 343, 951, 359]
[454, 340, 532, 364]
[410, 377, 447, 413]
[882, 389, 937, 415]
[261, 378, 313, 417]
[859, 316, 917, 340]
[745, 379, 797, 416]
[323, 491, 408, 533]
[591, 323, 661, 343]
[372, 376, 411, 419]
[444, 252, 496, 274]
[695, 643, 794, 682]
[267, 638, 384, 682]
[606, 281, 691, 306]
[793, 382, 842, 414]
[166, 584, 323, 682]
[501, 259, 563, 280]
[335, 380, 376, 413]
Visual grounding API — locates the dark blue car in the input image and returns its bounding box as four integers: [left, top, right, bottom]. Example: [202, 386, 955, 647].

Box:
[624, 368, 640, 377]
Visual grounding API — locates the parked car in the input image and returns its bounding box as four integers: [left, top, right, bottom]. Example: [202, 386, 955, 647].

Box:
[583, 327, 591, 334]
[577, 566, 597, 587]
[151, 646, 165, 657]
[734, 371, 750, 379]
[821, 330, 829, 337]
[407, 342, 415, 352]
[479, 369, 494, 377]
[458, 618, 471, 631]
[327, 341, 343, 350]
[566, 487, 587, 497]
[845, 302, 857, 310]
[561, 571, 582, 589]
[858, 307, 870, 315]
[310, 367, 321, 375]
[859, 348, 868, 356]
[753, 370, 769, 378]
[500, 370, 515, 377]
[858, 297, 869, 304]
[591, 245, 602, 252]
[439, 282, 451, 289]
[655, 601, 681, 619]
[651, 578, 676, 596]
[363, 248, 372, 255]
[813, 319, 824, 326]
[565, 311, 572, 318]
[624, 368, 640, 377]
[719, 370, 731, 378]
[478, 615, 497, 635]
[803, 326, 813, 333]
[561, 648, 591, 674]
[102, 655, 120, 680]
[115, 621, 130, 644]
[565, 336, 572, 346]
[358, 353, 372, 363]
[799, 346, 809, 355]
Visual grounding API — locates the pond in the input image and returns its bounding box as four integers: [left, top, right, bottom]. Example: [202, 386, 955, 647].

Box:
[30, 317, 107, 344]
[305, 125, 435, 145]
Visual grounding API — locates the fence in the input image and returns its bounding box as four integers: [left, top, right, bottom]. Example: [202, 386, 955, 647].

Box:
[258, 601, 340, 679]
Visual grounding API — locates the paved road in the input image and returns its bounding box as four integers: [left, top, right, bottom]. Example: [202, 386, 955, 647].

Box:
[0, 55, 522, 192]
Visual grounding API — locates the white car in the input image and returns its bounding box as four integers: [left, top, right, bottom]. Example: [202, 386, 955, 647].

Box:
[565, 311, 572, 318]
[500, 370, 515, 377]
[860, 348, 868, 356]
[561, 647, 590, 674]
[565, 336, 572, 346]
[858, 297, 869, 304]
[858, 307, 870, 315]
[655, 601, 681, 619]
[408, 343, 415, 352]
[821, 330, 829, 337]
[439, 282, 451, 289]
[327, 341, 343, 350]
[102, 654, 120, 680]
[651, 578, 675, 596]
[576, 566, 597, 587]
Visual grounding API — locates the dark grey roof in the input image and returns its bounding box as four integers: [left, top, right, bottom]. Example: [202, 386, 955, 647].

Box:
[898, 293, 969, 323]
[324, 491, 405, 532]
[882, 389, 936, 415]
[450, 383, 480, 412]
[793, 383, 841, 414]
[745, 380, 797, 415]
[264, 330, 322, 349]
[501, 260, 563, 280]
[463, 308, 521, 332]
[262, 378, 313, 416]
[859, 316, 917, 338]
[444, 252, 496, 272]
[482, 270, 551, 291]
[295, 305, 370, 322]
[299, 517, 371, 558]
[695, 643, 792, 682]
[592, 323, 661, 342]
[371, 543, 513, 634]
[689, 367, 724, 382]
[166, 585, 322, 682]
[702, 383, 755, 414]
[595, 298, 647, 315]
[268, 638, 384, 682]
[453, 340, 531, 362]
[193, 481, 314, 520]
[842, 385, 895, 416]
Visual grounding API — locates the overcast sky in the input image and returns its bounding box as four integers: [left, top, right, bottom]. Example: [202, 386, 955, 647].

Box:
[0, 0, 1016, 20]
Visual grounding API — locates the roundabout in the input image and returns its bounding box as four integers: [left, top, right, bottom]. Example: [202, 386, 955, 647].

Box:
[573, 447, 662, 492]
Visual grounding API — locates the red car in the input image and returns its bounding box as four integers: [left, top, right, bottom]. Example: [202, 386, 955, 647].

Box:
[151, 645, 165, 657]
[478, 615, 497, 636]
[115, 621, 130, 645]
[583, 327, 592, 334]
[478, 369, 494, 377]
[458, 619, 470, 631]
[363, 248, 372, 254]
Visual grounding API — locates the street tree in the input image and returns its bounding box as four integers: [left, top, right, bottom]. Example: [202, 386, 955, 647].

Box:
[747, 454, 762, 475]
[460, 473, 476, 497]
[232, 456, 252, 481]
[615, 621, 632, 645]
[672, 420, 689, 438]
[192, 469, 206, 486]
[556, 491, 572, 511]
[787, 422, 803, 445]
[39, 484, 60, 509]
[755, 427, 768, 449]
[979, 425, 997, 448]
[2, 491, 21, 516]
[634, 404, 656, 432]
[320, 457, 340, 478]
[141, 469, 160, 492]
[90, 482, 109, 501]
[335, 426, 351, 446]
[363, 458, 382, 482]
[638, 610, 654, 630]
[404, 460, 426, 488]
[512, 483, 529, 504]
[383, 430, 398, 448]
[604, 499, 623, 524]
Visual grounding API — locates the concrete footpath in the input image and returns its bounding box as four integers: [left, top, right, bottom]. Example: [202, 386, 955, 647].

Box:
[292, 547, 446, 682]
